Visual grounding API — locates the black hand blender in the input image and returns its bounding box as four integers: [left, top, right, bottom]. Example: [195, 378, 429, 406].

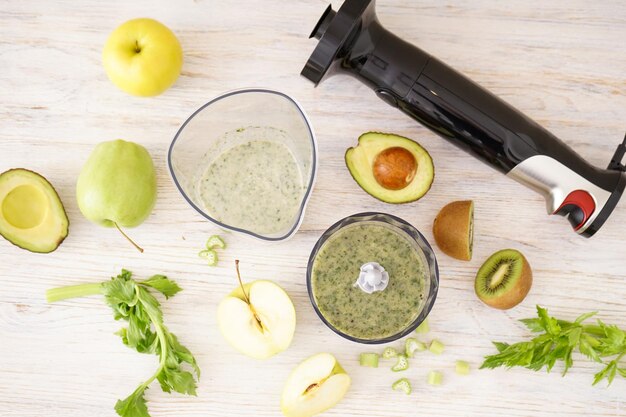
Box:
[301, 0, 626, 237]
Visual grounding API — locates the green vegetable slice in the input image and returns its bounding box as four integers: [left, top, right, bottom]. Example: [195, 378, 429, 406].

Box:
[391, 354, 409, 372]
[405, 337, 426, 357]
[392, 378, 412, 395]
[198, 249, 218, 266]
[456, 360, 470, 375]
[206, 235, 226, 250]
[415, 318, 430, 334]
[429, 339, 445, 355]
[382, 347, 398, 359]
[359, 353, 379, 368]
[427, 370, 443, 385]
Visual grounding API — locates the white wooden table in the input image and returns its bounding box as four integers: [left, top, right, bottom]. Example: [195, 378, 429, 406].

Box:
[1, 1, 625, 416]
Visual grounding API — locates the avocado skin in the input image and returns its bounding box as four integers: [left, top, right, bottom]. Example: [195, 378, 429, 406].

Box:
[0, 168, 69, 253]
[345, 132, 435, 204]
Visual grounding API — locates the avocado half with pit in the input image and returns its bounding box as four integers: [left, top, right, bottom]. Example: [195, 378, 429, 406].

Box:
[345, 132, 434, 204]
[0, 169, 69, 253]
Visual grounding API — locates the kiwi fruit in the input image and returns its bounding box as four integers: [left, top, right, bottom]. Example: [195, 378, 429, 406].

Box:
[475, 249, 532, 310]
[433, 200, 474, 261]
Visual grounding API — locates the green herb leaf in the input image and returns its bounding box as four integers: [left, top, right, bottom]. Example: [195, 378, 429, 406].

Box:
[47, 269, 199, 417]
[483, 305, 626, 386]
[562, 348, 573, 376]
[597, 321, 626, 355]
[492, 342, 509, 352]
[167, 332, 201, 377]
[537, 305, 561, 336]
[519, 318, 543, 333]
[114, 386, 149, 417]
[568, 327, 582, 347]
[157, 368, 197, 395]
[140, 275, 182, 299]
[578, 336, 602, 363]
[574, 311, 597, 324]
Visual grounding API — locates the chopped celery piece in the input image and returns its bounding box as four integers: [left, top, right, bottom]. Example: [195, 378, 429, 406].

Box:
[392, 378, 412, 395]
[359, 353, 379, 368]
[429, 339, 445, 355]
[198, 249, 218, 266]
[455, 360, 470, 375]
[427, 370, 443, 386]
[405, 337, 426, 357]
[391, 354, 409, 372]
[415, 318, 430, 334]
[382, 347, 398, 359]
[206, 235, 226, 249]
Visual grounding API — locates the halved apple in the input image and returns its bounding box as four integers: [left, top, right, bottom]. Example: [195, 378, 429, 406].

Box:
[217, 280, 296, 360]
[281, 353, 351, 417]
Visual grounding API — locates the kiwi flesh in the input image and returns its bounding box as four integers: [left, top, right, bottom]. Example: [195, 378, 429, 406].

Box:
[433, 200, 474, 261]
[475, 249, 532, 309]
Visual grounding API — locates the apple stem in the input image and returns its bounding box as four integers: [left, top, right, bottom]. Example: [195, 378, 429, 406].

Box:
[114, 222, 144, 253]
[234, 260, 264, 330]
[234, 260, 251, 304]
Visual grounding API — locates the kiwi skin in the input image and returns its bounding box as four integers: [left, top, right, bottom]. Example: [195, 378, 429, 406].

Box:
[475, 249, 532, 310]
[433, 200, 473, 261]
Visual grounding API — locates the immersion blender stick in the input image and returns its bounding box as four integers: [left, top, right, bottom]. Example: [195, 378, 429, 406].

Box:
[302, 0, 626, 237]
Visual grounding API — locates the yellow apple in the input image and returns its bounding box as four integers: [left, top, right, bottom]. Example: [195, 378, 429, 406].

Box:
[102, 18, 183, 97]
[217, 280, 296, 360]
[281, 353, 351, 417]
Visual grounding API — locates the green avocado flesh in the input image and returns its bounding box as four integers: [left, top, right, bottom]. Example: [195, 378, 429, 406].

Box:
[345, 132, 434, 204]
[0, 169, 69, 253]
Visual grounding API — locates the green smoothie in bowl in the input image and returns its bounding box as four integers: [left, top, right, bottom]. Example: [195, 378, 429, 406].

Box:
[307, 213, 439, 343]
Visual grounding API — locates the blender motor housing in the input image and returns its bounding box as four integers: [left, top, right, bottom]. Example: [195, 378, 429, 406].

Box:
[302, 0, 626, 237]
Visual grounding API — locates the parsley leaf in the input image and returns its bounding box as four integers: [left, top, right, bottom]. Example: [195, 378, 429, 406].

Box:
[482, 305, 626, 386]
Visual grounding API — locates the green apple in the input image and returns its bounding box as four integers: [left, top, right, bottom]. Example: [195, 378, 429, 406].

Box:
[281, 353, 351, 417]
[217, 262, 296, 360]
[103, 18, 183, 97]
[76, 140, 156, 252]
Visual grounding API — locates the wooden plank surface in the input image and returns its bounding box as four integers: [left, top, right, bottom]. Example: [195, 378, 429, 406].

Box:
[1, 0, 625, 416]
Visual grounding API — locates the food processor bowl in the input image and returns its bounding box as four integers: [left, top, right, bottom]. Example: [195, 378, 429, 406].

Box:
[307, 212, 439, 344]
[168, 89, 317, 241]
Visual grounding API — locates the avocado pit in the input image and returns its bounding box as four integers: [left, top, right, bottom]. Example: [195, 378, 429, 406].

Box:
[345, 132, 434, 203]
[373, 147, 417, 190]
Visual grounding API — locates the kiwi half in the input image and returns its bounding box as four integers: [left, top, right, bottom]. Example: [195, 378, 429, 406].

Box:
[475, 249, 532, 309]
[433, 200, 474, 261]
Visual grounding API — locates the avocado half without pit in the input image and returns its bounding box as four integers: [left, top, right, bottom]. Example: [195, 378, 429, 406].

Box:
[345, 132, 434, 204]
[0, 169, 69, 253]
